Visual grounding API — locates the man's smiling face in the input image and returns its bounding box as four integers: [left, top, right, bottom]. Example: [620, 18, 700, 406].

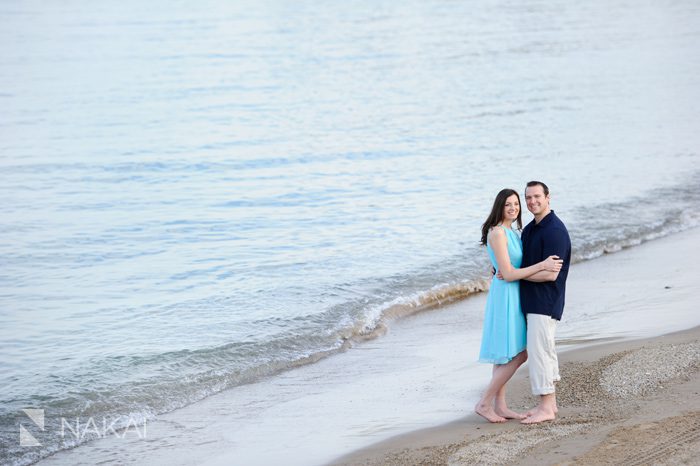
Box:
[525, 184, 550, 216]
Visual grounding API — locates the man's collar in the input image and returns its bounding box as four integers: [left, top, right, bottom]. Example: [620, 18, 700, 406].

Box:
[534, 210, 555, 226]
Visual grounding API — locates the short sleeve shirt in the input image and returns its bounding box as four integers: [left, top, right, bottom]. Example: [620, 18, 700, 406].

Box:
[520, 211, 571, 321]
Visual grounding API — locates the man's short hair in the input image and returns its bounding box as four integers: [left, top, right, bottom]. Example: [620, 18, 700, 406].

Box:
[526, 180, 549, 196]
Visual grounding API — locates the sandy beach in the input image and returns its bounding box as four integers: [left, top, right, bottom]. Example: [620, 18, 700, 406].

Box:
[330, 326, 700, 465]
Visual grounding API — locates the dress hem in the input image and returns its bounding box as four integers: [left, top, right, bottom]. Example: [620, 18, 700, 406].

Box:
[478, 347, 526, 365]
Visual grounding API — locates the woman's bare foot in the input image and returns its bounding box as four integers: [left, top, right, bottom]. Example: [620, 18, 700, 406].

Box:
[521, 408, 556, 424]
[475, 403, 507, 423]
[494, 406, 525, 420]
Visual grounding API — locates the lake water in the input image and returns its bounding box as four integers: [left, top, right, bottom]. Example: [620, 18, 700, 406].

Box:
[1, 0, 700, 464]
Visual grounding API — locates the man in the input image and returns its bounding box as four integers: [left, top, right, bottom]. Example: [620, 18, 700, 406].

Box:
[519, 181, 571, 424]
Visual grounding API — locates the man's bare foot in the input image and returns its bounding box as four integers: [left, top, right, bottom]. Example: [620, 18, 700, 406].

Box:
[475, 403, 507, 423]
[494, 406, 525, 420]
[524, 405, 558, 417]
[521, 408, 556, 424]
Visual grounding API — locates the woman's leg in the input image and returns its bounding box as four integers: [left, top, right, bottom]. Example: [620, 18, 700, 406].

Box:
[475, 350, 527, 422]
[494, 351, 527, 419]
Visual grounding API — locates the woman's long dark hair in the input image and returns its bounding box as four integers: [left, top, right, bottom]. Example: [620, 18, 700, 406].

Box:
[480, 189, 522, 245]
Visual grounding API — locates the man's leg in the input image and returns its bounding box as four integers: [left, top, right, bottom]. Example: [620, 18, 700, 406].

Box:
[547, 316, 560, 382]
[547, 317, 560, 413]
[525, 316, 560, 415]
[522, 313, 557, 424]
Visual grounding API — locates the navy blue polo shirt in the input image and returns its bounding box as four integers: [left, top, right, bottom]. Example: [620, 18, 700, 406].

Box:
[520, 211, 571, 321]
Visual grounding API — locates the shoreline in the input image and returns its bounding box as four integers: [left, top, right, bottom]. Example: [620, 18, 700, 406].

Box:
[329, 325, 700, 465]
[36, 227, 700, 466]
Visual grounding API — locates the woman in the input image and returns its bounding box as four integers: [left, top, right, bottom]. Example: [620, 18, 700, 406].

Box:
[474, 188, 562, 423]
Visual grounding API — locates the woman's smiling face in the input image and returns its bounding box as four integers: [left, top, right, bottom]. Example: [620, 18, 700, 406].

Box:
[503, 194, 520, 222]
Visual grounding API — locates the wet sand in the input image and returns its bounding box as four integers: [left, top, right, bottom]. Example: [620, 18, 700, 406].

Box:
[329, 325, 700, 465]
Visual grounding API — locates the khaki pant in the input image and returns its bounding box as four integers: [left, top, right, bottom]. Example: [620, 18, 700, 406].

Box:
[526, 313, 560, 395]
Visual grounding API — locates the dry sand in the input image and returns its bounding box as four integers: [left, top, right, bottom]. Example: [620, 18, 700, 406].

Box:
[330, 326, 700, 466]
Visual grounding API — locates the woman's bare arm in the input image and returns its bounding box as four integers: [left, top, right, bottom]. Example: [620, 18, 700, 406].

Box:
[489, 228, 561, 282]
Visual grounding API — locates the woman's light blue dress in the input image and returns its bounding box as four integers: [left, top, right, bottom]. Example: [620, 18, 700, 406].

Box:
[478, 226, 527, 364]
